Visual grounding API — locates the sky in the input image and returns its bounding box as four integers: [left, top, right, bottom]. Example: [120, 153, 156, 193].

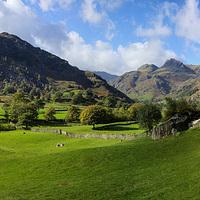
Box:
[0, 0, 200, 75]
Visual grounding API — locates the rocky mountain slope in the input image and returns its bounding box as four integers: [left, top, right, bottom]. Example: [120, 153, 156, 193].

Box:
[93, 71, 119, 82]
[0, 32, 132, 102]
[109, 59, 200, 101]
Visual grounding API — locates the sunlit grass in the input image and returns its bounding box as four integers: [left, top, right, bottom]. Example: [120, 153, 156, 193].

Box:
[1, 128, 200, 199]
[34, 122, 145, 135]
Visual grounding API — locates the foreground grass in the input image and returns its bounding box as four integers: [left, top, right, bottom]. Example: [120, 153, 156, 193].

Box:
[1, 128, 200, 199]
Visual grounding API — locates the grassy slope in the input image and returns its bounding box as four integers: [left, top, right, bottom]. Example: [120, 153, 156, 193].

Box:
[35, 122, 145, 135]
[1, 128, 200, 199]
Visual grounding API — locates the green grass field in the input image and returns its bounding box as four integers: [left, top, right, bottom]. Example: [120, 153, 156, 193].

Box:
[35, 122, 145, 135]
[1, 128, 200, 199]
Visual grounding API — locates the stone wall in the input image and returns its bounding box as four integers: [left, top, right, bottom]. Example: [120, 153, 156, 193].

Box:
[20, 113, 194, 141]
[30, 127, 151, 140]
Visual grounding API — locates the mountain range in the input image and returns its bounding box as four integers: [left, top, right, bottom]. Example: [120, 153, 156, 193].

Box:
[93, 71, 119, 83]
[109, 59, 200, 101]
[0, 32, 132, 103]
[1, 32, 200, 104]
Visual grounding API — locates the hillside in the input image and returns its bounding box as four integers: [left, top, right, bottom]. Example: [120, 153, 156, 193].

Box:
[1, 128, 200, 199]
[109, 58, 200, 101]
[0, 32, 132, 102]
[93, 71, 119, 82]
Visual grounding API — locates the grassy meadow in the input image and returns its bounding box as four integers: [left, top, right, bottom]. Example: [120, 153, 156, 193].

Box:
[35, 122, 145, 135]
[1, 128, 200, 199]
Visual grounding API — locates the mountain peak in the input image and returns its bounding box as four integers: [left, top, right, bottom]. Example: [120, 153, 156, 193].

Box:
[159, 58, 195, 74]
[163, 58, 183, 67]
[138, 64, 158, 73]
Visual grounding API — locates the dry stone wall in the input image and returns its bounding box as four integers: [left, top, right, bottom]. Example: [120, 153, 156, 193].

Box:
[30, 127, 151, 140]
[27, 114, 194, 141]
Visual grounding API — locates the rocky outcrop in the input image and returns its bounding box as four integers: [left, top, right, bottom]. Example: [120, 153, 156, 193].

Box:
[191, 119, 200, 128]
[151, 114, 191, 140]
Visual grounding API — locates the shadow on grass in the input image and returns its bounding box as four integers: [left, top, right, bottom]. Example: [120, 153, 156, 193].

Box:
[35, 119, 80, 128]
[95, 125, 139, 132]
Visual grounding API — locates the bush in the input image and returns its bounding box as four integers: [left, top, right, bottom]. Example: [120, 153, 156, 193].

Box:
[0, 123, 16, 131]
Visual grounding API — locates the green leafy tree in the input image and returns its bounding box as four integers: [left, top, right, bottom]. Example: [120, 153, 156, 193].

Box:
[52, 91, 63, 102]
[113, 107, 128, 121]
[136, 103, 162, 131]
[80, 105, 109, 129]
[103, 96, 118, 108]
[3, 84, 16, 94]
[2, 102, 10, 123]
[71, 92, 85, 105]
[8, 101, 38, 128]
[43, 106, 56, 121]
[164, 97, 197, 118]
[176, 98, 195, 114]
[34, 99, 45, 110]
[65, 105, 81, 123]
[164, 97, 177, 118]
[128, 103, 143, 121]
[44, 92, 51, 101]
[17, 103, 38, 128]
[12, 93, 30, 103]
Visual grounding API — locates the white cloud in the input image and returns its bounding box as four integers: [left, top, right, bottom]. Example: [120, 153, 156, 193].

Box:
[136, 23, 171, 38]
[136, 4, 172, 38]
[0, 0, 37, 42]
[61, 35, 178, 75]
[39, 0, 76, 11]
[81, 0, 106, 25]
[117, 40, 177, 73]
[174, 0, 200, 43]
[80, 0, 117, 40]
[39, 0, 53, 12]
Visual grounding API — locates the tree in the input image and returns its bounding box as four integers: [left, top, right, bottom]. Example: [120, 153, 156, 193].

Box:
[176, 98, 195, 114]
[136, 103, 162, 131]
[71, 92, 85, 105]
[3, 84, 16, 94]
[103, 96, 118, 108]
[80, 105, 109, 129]
[52, 91, 63, 102]
[17, 103, 38, 128]
[43, 106, 56, 121]
[65, 105, 81, 123]
[164, 97, 177, 118]
[8, 101, 38, 128]
[113, 107, 127, 121]
[164, 97, 197, 118]
[128, 103, 143, 121]
[34, 99, 45, 110]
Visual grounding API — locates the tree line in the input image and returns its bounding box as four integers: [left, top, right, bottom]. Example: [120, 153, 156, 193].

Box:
[2, 93, 199, 131]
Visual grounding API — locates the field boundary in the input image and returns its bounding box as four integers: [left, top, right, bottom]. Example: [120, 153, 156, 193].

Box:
[30, 127, 150, 140]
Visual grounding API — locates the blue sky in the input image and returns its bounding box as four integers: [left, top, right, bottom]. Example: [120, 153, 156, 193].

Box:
[0, 0, 200, 75]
